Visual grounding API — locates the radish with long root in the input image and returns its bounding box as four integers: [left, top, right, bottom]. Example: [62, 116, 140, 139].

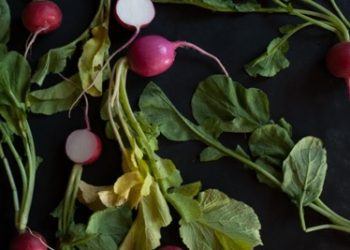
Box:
[22, 0, 62, 58]
[58, 96, 102, 247]
[327, 42, 350, 97]
[69, 0, 155, 113]
[127, 35, 229, 77]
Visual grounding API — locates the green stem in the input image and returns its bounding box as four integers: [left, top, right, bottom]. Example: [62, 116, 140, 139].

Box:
[17, 118, 37, 233]
[61, 164, 82, 235]
[300, 0, 349, 40]
[305, 224, 350, 233]
[329, 0, 350, 28]
[118, 60, 158, 174]
[273, 0, 340, 37]
[0, 144, 19, 219]
[0, 124, 27, 193]
[314, 199, 350, 227]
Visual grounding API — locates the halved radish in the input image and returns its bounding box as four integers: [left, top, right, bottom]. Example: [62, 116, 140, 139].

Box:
[65, 129, 102, 165]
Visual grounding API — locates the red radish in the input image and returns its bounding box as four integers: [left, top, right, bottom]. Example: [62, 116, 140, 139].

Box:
[326, 42, 350, 96]
[159, 246, 183, 250]
[65, 129, 102, 165]
[127, 35, 229, 77]
[22, 0, 62, 58]
[11, 231, 47, 250]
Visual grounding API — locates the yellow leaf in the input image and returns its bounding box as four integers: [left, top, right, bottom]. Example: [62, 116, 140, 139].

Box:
[78, 180, 112, 211]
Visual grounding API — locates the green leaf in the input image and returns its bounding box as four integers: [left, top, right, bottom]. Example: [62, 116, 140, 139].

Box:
[167, 192, 202, 222]
[152, 0, 262, 12]
[172, 181, 202, 198]
[120, 182, 172, 250]
[0, 0, 10, 44]
[245, 23, 310, 77]
[78, 0, 110, 96]
[29, 74, 81, 115]
[282, 137, 327, 206]
[277, 118, 292, 136]
[249, 124, 294, 166]
[192, 75, 270, 133]
[0, 44, 7, 58]
[79, 207, 132, 249]
[180, 189, 262, 250]
[139, 82, 200, 141]
[200, 146, 224, 162]
[135, 112, 160, 151]
[0, 51, 31, 103]
[31, 0, 107, 85]
[245, 37, 290, 77]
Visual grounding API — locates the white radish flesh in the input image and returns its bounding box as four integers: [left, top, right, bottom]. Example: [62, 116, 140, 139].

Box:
[65, 129, 102, 165]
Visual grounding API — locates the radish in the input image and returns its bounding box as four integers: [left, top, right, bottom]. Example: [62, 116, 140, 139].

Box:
[65, 129, 102, 165]
[70, 0, 155, 112]
[326, 42, 350, 96]
[22, 0, 62, 58]
[11, 231, 48, 250]
[127, 35, 229, 77]
[159, 246, 183, 250]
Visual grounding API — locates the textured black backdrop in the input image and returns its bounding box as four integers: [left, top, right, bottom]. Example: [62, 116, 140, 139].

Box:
[1, 0, 350, 249]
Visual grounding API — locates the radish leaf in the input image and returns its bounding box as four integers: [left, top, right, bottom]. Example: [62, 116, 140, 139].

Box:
[282, 137, 327, 206]
[180, 189, 262, 250]
[0, 0, 10, 44]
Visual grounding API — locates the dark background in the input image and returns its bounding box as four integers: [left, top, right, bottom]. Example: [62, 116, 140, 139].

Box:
[1, 0, 350, 249]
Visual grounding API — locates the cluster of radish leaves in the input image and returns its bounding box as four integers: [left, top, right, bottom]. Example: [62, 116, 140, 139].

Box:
[29, 0, 111, 116]
[69, 58, 263, 250]
[0, 0, 43, 235]
[138, 74, 350, 234]
[154, 0, 350, 77]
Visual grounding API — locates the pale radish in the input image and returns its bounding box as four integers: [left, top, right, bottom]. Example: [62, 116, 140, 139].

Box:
[127, 35, 229, 77]
[70, 0, 155, 113]
[22, 0, 62, 58]
[65, 129, 102, 165]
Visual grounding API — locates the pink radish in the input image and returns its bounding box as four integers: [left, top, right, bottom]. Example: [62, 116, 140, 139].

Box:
[127, 35, 229, 77]
[22, 0, 62, 58]
[69, 0, 155, 113]
[327, 42, 350, 96]
[11, 231, 48, 250]
[159, 246, 183, 250]
[65, 129, 102, 165]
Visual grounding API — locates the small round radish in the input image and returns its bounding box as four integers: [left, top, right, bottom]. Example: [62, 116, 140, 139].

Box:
[11, 232, 47, 250]
[159, 246, 183, 250]
[22, 0, 62, 34]
[65, 129, 102, 165]
[127, 35, 229, 77]
[22, 0, 62, 58]
[327, 42, 350, 96]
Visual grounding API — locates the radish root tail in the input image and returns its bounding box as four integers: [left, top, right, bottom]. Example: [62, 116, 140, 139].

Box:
[26, 227, 55, 250]
[174, 41, 229, 77]
[24, 28, 46, 59]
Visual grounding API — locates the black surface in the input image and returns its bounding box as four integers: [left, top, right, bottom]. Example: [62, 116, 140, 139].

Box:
[2, 0, 350, 249]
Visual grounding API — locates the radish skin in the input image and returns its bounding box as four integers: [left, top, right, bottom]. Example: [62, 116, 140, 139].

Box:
[326, 42, 350, 97]
[11, 232, 48, 250]
[127, 35, 229, 77]
[65, 129, 102, 165]
[22, 0, 62, 58]
[159, 246, 183, 250]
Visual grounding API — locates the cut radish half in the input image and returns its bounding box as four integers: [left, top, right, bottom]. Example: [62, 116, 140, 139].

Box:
[65, 129, 102, 165]
[115, 0, 155, 30]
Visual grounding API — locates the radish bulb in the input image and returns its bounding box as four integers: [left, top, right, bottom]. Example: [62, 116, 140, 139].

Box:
[326, 42, 350, 97]
[65, 129, 102, 165]
[22, 0, 62, 58]
[127, 35, 229, 77]
[70, 0, 155, 113]
[11, 231, 48, 250]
